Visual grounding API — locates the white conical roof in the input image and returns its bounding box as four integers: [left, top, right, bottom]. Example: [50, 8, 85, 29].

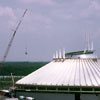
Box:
[16, 58, 100, 87]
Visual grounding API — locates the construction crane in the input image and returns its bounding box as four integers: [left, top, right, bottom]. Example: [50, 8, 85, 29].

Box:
[0, 9, 27, 71]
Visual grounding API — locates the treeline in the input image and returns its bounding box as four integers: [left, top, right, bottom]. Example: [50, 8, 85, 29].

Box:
[0, 62, 48, 76]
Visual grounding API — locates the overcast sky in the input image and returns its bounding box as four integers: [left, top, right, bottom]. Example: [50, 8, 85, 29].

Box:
[0, 0, 100, 61]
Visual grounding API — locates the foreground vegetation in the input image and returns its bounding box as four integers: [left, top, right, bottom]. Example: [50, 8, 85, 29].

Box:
[0, 62, 48, 76]
[0, 62, 48, 89]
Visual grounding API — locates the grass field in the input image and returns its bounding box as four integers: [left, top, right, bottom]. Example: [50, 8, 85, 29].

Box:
[0, 62, 48, 89]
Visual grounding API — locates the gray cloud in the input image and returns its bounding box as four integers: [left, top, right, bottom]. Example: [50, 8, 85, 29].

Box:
[19, 0, 54, 6]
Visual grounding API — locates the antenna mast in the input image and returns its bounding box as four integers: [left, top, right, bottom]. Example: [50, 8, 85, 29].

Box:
[0, 9, 27, 70]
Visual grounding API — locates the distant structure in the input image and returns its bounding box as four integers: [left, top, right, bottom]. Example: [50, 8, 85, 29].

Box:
[15, 43, 100, 100]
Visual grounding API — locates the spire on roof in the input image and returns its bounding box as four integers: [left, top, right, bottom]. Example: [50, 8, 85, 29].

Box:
[59, 50, 62, 58]
[63, 48, 65, 59]
[55, 51, 58, 59]
[91, 41, 94, 51]
[87, 33, 91, 50]
[53, 54, 55, 59]
[84, 33, 94, 52]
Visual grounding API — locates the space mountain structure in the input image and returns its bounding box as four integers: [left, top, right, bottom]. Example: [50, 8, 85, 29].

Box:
[15, 45, 100, 100]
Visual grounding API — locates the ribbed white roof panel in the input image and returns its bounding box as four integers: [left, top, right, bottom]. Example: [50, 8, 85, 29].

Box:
[16, 59, 100, 87]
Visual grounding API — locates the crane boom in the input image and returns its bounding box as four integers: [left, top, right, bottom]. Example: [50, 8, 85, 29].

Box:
[0, 9, 27, 70]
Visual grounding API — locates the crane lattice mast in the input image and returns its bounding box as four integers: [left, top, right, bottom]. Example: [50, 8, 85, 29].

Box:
[0, 9, 27, 70]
